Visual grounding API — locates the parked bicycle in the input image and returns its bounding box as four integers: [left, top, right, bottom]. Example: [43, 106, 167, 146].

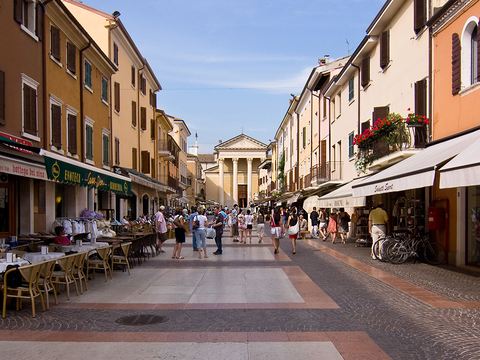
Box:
[385, 230, 445, 265]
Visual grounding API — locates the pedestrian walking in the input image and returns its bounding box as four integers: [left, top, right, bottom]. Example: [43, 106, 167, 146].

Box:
[238, 209, 246, 243]
[188, 206, 199, 251]
[319, 208, 328, 240]
[256, 209, 265, 243]
[227, 211, 233, 237]
[231, 204, 239, 242]
[369, 202, 388, 259]
[310, 207, 319, 238]
[194, 207, 209, 259]
[338, 208, 351, 244]
[212, 206, 224, 255]
[327, 208, 339, 244]
[245, 209, 254, 244]
[172, 207, 185, 259]
[287, 210, 299, 254]
[154, 206, 168, 253]
[271, 207, 282, 254]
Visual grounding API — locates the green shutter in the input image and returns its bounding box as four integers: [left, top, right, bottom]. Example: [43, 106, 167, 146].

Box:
[103, 134, 109, 166]
[85, 60, 92, 88]
[349, 78, 354, 102]
[349, 132, 354, 158]
[86, 125, 93, 160]
[102, 78, 108, 102]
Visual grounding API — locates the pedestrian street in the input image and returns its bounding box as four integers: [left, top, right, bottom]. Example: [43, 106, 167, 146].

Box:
[2, 233, 480, 360]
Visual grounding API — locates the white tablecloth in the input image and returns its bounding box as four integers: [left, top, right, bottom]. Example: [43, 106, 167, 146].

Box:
[22, 252, 65, 264]
[61, 241, 109, 253]
[0, 259, 30, 272]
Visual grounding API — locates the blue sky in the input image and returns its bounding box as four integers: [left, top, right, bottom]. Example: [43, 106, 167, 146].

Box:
[79, 0, 385, 153]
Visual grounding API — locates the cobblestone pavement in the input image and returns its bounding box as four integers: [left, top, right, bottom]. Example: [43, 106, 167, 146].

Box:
[2, 234, 480, 359]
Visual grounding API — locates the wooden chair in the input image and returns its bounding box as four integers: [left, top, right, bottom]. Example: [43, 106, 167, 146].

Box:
[112, 242, 132, 275]
[2, 263, 45, 318]
[86, 246, 112, 282]
[72, 252, 88, 293]
[38, 259, 58, 309]
[51, 254, 79, 300]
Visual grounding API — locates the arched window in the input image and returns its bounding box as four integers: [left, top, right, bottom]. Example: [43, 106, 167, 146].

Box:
[471, 24, 478, 84]
[461, 18, 479, 88]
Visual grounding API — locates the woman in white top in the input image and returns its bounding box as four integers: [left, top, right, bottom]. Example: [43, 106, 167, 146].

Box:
[237, 209, 246, 243]
[245, 209, 254, 244]
[194, 207, 209, 259]
[227, 212, 233, 238]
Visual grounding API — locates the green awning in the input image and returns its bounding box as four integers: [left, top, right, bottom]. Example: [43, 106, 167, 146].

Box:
[42, 150, 131, 195]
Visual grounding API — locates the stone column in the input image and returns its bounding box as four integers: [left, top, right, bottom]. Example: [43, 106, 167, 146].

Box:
[233, 158, 238, 204]
[247, 158, 253, 205]
[218, 158, 224, 206]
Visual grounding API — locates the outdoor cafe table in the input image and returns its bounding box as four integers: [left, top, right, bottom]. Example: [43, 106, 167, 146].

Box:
[22, 252, 65, 264]
[0, 258, 30, 272]
[60, 241, 109, 253]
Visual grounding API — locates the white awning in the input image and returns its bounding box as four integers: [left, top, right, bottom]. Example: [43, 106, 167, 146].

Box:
[352, 129, 480, 197]
[287, 193, 300, 205]
[319, 177, 369, 208]
[440, 136, 480, 188]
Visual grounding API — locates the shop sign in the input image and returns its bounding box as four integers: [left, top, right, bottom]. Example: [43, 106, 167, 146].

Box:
[373, 182, 394, 194]
[44, 156, 131, 195]
[0, 132, 34, 154]
[0, 157, 46, 180]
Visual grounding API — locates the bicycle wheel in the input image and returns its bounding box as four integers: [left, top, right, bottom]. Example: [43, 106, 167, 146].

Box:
[380, 238, 396, 261]
[372, 238, 388, 262]
[423, 241, 445, 265]
[387, 242, 409, 264]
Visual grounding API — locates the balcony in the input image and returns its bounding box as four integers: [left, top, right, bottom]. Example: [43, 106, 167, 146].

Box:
[158, 140, 175, 161]
[311, 162, 343, 186]
[168, 175, 177, 189]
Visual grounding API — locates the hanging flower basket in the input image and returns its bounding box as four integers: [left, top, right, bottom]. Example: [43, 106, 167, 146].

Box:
[404, 108, 429, 127]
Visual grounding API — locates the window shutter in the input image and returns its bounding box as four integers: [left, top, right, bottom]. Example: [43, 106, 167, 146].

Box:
[149, 89, 152, 106]
[361, 121, 370, 133]
[415, 79, 427, 116]
[68, 114, 77, 154]
[23, 85, 36, 135]
[132, 148, 137, 170]
[372, 106, 389, 124]
[36, 3, 44, 41]
[132, 101, 136, 126]
[14, 0, 22, 23]
[103, 135, 109, 166]
[131, 66, 135, 87]
[51, 105, 62, 148]
[452, 33, 461, 95]
[380, 30, 390, 69]
[51, 27, 60, 61]
[151, 159, 155, 178]
[153, 92, 157, 108]
[86, 126, 93, 160]
[414, 0, 426, 33]
[113, 43, 118, 65]
[361, 57, 370, 87]
[141, 107, 146, 130]
[67, 43, 76, 74]
[150, 119, 155, 140]
[142, 76, 146, 95]
[0, 70, 5, 125]
[114, 82, 120, 112]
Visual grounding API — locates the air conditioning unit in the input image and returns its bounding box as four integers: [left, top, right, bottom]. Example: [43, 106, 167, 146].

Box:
[0, 174, 8, 183]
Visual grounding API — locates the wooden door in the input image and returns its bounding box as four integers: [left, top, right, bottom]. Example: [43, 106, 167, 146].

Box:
[238, 185, 247, 208]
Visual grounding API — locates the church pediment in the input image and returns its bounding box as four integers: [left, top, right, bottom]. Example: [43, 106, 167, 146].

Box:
[215, 134, 267, 151]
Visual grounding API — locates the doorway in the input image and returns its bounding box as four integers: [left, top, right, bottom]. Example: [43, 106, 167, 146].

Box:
[238, 184, 247, 208]
[142, 194, 149, 216]
[0, 182, 14, 237]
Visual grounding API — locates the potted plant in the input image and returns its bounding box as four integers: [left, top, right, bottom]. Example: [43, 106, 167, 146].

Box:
[404, 108, 429, 127]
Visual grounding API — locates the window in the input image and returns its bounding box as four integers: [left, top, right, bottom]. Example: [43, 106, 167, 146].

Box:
[151, 159, 155, 179]
[84, 60, 92, 89]
[323, 96, 327, 119]
[452, 33, 461, 94]
[348, 132, 355, 158]
[150, 90, 157, 108]
[471, 24, 478, 84]
[372, 106, 389, 123]
[22, 74, 39, 139]
[415, 79, 427, 117]
[66, 106, 78, 155]
[302, 127, 306, 148]
[0, 70, 5, 125]
[361, 57, 370, 88]
[102, 132, 109, 167]
[131, 66, 135, 87]
[114, 137, 120, 165]
[150, 119, 155, 140]
[132, 148, 137, 170]
[348, 77, 355, 102]
[380, 30, 390, 69]
[113, 42, 119, 66]
[101, 77, 108, 103]
[131, 101, 137, 127]
[336, 93, 341, 117]
[114, 82, 120, 112]
[85, 124, 93, 161]
[50, 26, 61, 61]
[140, 75, 146, 95]
[15, 0, 42, 40]
[414, 0, 426, 33]
[51, 103, 62, 148]
[140, 106, 146, 130]
[66, 42, 76, 75]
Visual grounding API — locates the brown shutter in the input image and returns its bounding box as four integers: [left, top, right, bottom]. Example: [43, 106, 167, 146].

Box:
[150, 119, 155, 140]
[132, 148, 137, 170]
[415, 79, 427, 116]
[361, 57, 370, 87]
[68, 114, 77, 154]
[151, 158, 155, 178]
[36, 3, 44, 41]
[372, 106, 389, 124]
[114, 82, 120, 112]
[51, 104, 62, 148]
[14, 0, 22, 23]
[149, 89, 152, 106]
[67, 43, 76, 74]
[380, 30, 390, 68]
[141, 151, 150, 173]
[0, 70, 5, 125]
[361, 121, 370, 133]
[141, 107, 146, 130]
[51, 27, 60, 61]
[131, 66, 135, 87]
[113, 43, 118, 65]
[452, 33, 461, 95]
[153, 92, 157, 108]
[115, 137, 120, 165]
[132, 101, 137, 126]
[23, 85, 36, 135]
[414, 0, 426, 33]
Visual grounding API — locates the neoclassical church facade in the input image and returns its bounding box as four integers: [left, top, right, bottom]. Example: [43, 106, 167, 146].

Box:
[204, 134, 268, 208]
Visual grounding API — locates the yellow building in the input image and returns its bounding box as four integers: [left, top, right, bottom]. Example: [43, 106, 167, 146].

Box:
[170, 119, 191, 208]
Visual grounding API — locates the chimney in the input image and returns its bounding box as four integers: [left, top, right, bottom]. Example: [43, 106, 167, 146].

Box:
[324, 55, 330, 64]
[219, 139, 222, 144]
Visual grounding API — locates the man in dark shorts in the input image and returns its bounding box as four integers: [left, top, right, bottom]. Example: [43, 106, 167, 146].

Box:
[310, 207, 319, 238]
[212, 206, 225, 255]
